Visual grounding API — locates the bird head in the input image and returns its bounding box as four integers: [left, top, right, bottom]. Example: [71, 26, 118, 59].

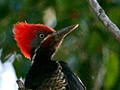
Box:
[13, 22, 78, 60]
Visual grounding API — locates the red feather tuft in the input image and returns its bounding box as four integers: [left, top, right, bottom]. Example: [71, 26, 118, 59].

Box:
[13, 22, 55, 59]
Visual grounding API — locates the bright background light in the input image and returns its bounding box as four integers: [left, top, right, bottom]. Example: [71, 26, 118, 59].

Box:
[0, 52, 18, 90]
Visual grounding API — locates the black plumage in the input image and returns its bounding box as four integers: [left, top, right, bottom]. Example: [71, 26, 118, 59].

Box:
[24, 47, 86, 90]
[15, 24, 86, 90]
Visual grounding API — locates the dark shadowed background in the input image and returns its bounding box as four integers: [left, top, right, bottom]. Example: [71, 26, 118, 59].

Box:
[0, 0, 120, 90]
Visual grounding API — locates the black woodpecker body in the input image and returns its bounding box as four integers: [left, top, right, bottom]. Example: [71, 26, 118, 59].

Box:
[13, 22, 86, 90]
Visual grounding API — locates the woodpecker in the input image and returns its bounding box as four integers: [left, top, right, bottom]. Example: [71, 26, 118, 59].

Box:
[13, 22, 86, 90]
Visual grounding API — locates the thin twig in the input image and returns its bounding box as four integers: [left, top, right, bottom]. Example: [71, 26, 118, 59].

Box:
[88, 0, 120, 43]
[16, 80, 25, 90]
[92, 64, 106, 90]
[16, 80, 32, 90]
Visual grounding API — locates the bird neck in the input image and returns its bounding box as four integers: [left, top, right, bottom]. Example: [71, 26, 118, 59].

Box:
[25, 47, 58, 89]
[30, 47, 54, 65]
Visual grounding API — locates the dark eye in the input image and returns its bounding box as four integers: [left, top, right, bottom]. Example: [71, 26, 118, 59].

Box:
[39, 34, 45, 38]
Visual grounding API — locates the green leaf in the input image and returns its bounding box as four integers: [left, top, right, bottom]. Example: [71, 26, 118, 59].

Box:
[13, 54, 31, 78]
[87, 32, 102, 54]
[104, 52, 119, 90]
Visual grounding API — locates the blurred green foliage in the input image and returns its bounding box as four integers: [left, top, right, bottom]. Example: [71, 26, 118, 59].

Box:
[0, 0, 120, 90]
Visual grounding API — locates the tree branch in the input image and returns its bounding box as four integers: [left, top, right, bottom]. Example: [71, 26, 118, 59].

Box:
[16, 80, 25, 90]
[88, 0, 120, 43]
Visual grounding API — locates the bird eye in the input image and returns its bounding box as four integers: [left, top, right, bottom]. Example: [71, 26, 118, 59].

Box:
[39, 34, 45, 38]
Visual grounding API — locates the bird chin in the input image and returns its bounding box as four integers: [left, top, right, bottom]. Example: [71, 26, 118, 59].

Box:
[51, 38, 63, 59]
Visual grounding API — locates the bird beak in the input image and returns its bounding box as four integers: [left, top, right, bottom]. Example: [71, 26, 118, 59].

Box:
[41, 24, 79, 49]
[53, 24, 79, 41]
